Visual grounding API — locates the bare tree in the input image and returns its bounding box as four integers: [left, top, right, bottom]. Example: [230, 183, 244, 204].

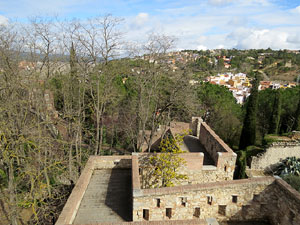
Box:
[76, 14, 123, 155]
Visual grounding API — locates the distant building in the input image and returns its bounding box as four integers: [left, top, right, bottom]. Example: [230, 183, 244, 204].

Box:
[205, 73, 251, 104]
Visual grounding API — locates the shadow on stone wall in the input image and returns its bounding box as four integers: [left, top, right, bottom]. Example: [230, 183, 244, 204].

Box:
[105, 161, 132, 221]
[228, 181, 300, 225]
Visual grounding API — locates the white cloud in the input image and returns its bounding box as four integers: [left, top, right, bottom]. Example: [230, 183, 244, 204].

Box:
[228, 16, 247, 26]
[0, 15, 8, 25]
[197, 45, 207, 50]
[291, 6, 300, 14]
[208, 0, 233, 6]
[216, 44, 225, 49]
[134, 12, 149, 26]
[227, 28, 293, 49]
[2, 0, 300, 50]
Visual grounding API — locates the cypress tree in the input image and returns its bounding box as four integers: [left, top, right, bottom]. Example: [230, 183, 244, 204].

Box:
[239, 74, 259, 150]
[70, 42, 77, 78]
[269, 89, 282, 134]
[293, 90, 300, 131]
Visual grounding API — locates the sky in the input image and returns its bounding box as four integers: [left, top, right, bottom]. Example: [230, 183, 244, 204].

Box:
[1, 0, 300, 50]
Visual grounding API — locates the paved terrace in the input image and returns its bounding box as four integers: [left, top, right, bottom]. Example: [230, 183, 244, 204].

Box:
[73, 169, 131, 224]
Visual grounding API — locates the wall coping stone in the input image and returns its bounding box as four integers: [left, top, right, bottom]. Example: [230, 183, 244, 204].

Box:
[201, 122, 234, 154]
[275, 177, 300, 204]
[65, 218, 209, 225]
[138, 177, 275, 197]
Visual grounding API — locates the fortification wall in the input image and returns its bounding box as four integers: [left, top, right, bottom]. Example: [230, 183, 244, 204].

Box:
[250, 142, 300, 170]
[198, 122, 236, 173]
[266, 179, 300, 225]
[132, 177, 275, 222]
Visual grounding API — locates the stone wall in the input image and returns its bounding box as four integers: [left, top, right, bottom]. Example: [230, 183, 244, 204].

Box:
[198, 122, 236, 172]
[57, 155, 300, 225]
[137, 153, 234, 188]
[132, 177, 275, 222]
[267, 179, 300, 225]
[133, 175, 300, 225]
[250, 142, 300, 171]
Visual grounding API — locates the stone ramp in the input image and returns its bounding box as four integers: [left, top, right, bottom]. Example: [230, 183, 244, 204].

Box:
[73, 169, 131, 224]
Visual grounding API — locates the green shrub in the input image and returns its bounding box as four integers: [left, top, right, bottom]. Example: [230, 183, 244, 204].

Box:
[274, 157, 300, 176]
[282, 174, 300, 192]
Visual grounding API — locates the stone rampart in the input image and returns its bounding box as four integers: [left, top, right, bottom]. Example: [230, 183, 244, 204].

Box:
[57, 155, 300, 225]
[198, 122, 236, 172]
[132, 177, 275, 222]
[267, 178, 300, 225]
[250, 142, 300, 171]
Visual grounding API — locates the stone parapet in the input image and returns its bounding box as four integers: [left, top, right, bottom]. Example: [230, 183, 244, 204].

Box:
[56, 157, 95, 225]
[132, 154, 142, 197]
[198, 122, 236, 172]
[137, 177, 275, 197]
[65, 218, 209, 224]
[133, 177, 275, 222]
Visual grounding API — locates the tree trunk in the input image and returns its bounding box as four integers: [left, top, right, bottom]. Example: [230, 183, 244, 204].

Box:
[8, 161, 18, 225]
[94, 81, 100, 155]
[99, 104, 105, 155]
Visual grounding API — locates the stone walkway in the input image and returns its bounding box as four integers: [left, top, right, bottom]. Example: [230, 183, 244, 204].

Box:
[73, 169, 131, 224]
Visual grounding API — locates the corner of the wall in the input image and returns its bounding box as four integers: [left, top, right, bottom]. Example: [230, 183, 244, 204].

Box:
[274, 175, 282, 180]
[133, 188, 143, 197]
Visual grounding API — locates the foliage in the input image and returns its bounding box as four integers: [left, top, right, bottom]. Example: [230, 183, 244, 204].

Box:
[235, 150, 247, 179]
[142, 133, 188, 188]
[293, 90, 300, 131]
[268, 90, 282, 134]
[239, 73, 260, 150]
[282, 174, 300, 192]
[196, 82, 242, 148]
[234, 145, 264, 179]
[274, 157, 300, 176]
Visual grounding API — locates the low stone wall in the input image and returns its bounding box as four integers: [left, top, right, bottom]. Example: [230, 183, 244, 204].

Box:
[132, 177, 275, 222]
[182, 166, 233, 185]
[250, 142, 300, 171]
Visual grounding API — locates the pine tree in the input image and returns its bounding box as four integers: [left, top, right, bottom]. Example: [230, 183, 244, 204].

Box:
[269, 89, 282, 134]
[239, 74, 259, 150]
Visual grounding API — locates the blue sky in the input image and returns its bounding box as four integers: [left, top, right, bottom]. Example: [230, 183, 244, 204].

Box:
[1, 0, 300, 50]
